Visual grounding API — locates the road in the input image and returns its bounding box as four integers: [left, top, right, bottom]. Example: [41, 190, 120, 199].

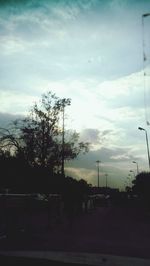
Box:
[0, 205, 150, 259]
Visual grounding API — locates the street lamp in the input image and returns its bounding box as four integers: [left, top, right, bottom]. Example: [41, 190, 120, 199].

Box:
[132, 161, 139, 175]
[105, 173, 108, 188]
[138, 127, 150, 170]
[96, 160, 101, 188]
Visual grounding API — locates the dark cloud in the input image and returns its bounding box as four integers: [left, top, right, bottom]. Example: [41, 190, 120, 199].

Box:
[65, 144, 143, 188]
[66, 145, 140, 171]
[0, 112, 23, 128]
[79, 128, 114, 147]
[80, 128, 100, 144]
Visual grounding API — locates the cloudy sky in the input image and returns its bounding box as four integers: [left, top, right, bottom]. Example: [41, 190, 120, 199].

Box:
[0, 0, 150, 190]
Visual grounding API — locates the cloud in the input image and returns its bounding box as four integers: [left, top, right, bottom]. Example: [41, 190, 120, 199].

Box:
[0, 112, 23, 128]
[65, 144, 147, 189]
[0, 0, 147, 87]
[65, 167, 96, 185]
[96, 71, 148, 108]
[0, 68, 148, 153]
[0, 91, 39, 114]
[79, 128, 117, 150]
[65, 164, 129, 189]
[66, 147, 137, 174]
[80, 128, 100, 144]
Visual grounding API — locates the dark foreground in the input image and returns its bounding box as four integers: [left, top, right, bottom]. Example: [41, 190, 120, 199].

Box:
[0, 255, 89, 266]
[0, 205, 150, 261]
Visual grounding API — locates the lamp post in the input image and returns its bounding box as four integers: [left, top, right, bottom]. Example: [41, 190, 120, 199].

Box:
[138, 127, 150, 170]
[105, 173, 108, 188]
[96, 160, 101, 188]
[61, 102, 65, 177]
[132, 161, 139, 175]
[61, 98, 71, 177]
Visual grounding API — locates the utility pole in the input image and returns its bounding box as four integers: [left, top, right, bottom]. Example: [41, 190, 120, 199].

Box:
[105, 173, 108, 188]
[96, 160, 101, 188]
[61, 102, 65, 177]
[138, 127, 150, 170]
[61, 98, 71, 177]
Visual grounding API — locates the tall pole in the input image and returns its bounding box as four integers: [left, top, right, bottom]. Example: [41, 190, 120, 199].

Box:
[142, 13, 150, 126]
[60, 98, 71, 177]
[145, 130, 150, 170]
[96, 160, 101, 187]
[138, 127, 150, 170]
[61, 103, 65, 177]
[105, 173, 108, 188]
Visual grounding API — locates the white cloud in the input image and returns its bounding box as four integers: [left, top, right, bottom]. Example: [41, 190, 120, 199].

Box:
[0, 36, 31, 55]
[65, 167, 96, 185]
[65, 165, 129, 189]
[0, 68, 148, 143]
[0, 91, 38, 115]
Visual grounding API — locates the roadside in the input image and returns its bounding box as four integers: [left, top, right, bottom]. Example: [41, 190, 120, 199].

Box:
[1, 206, 150, 260]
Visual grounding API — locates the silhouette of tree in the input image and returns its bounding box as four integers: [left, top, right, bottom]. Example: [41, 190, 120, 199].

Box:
[125, 186, 132, 193]
[0, 149, 29, 192]
[0, 91, 89, 192]
[132, 171, 150, 207]
[62, 176, 90, 224]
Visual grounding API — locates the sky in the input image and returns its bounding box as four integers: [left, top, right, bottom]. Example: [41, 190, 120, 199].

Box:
[0, 0, 150, 190]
